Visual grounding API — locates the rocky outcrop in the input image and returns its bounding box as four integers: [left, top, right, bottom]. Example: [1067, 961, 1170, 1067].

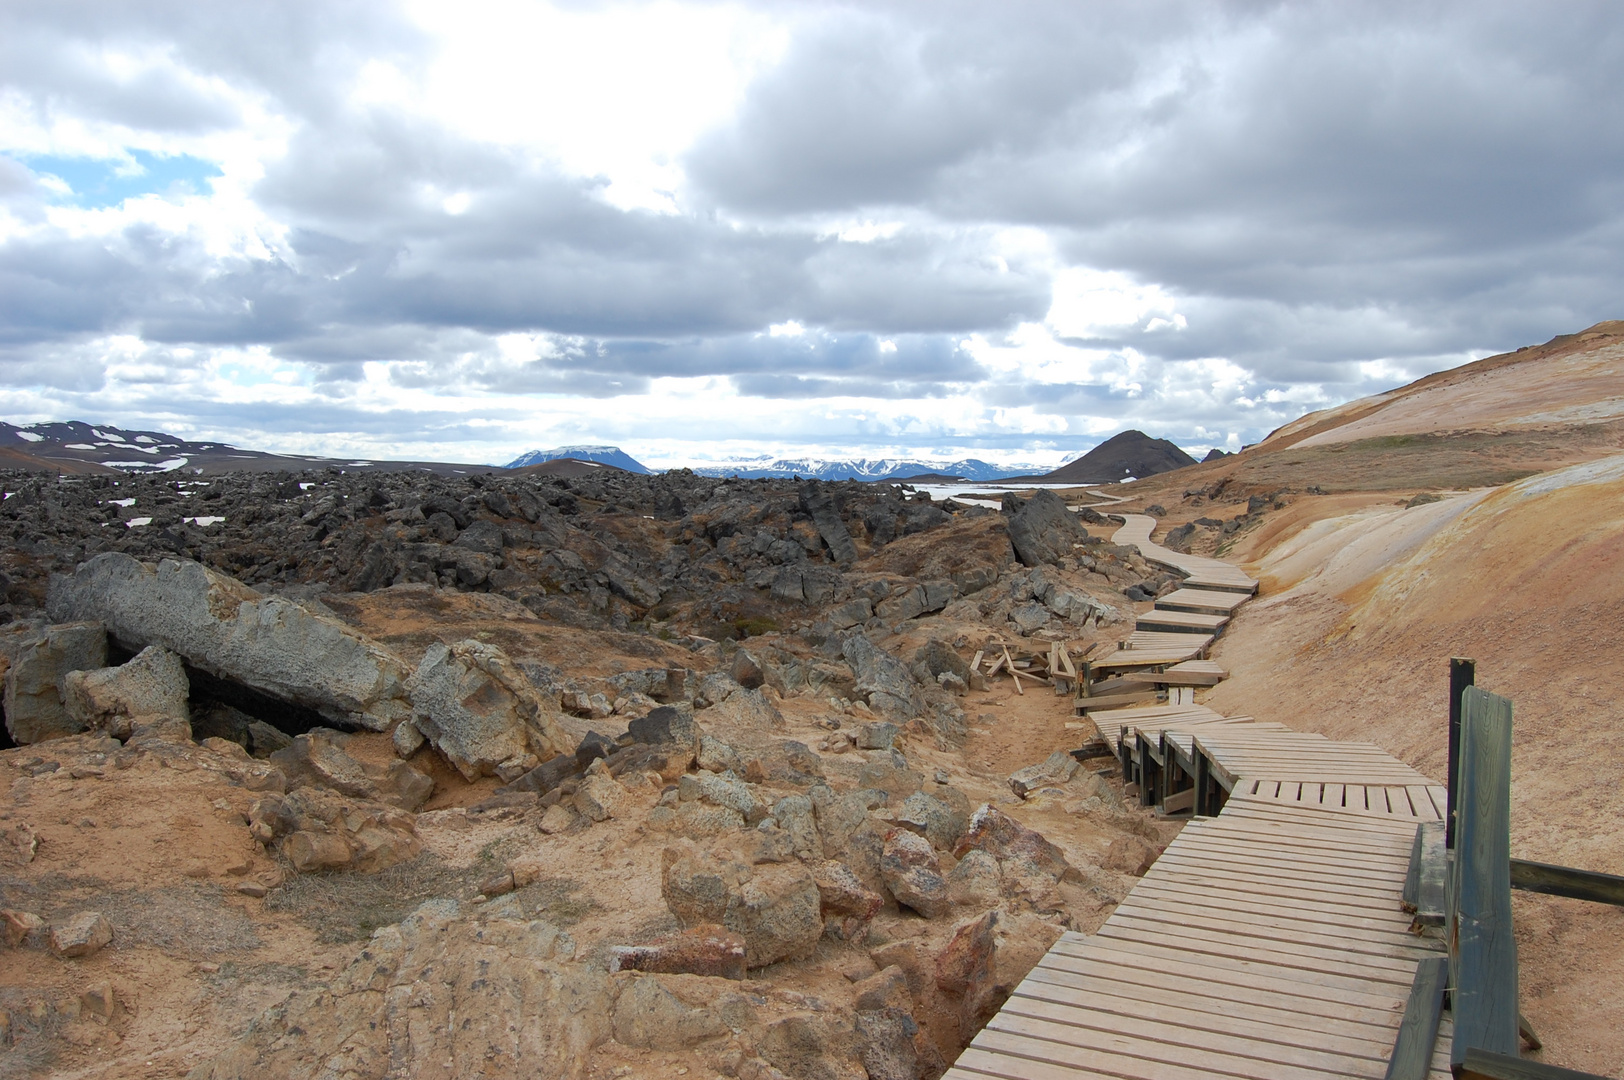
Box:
[798, 484, 858, 565]
[270, 729, 434, 811]
[47, 555, 412, 731]
[661, 846, 824, 967]
[248, 787, 421, 873]
[934, 909, 1063, 1032]
[402, 639, 572, 781]
[1003, 489, 1090, 567]
[2, 621, 106, 743]
[841, 633, 923, 721]
[191, 905, 607, 1080]
[61, 644, 190, 740]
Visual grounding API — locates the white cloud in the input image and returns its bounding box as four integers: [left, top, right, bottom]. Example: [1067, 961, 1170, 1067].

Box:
[0, 1, 1615, 470]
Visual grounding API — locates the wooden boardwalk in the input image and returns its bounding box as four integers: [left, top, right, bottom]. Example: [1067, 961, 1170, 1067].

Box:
[944, 515, 1456, 1080]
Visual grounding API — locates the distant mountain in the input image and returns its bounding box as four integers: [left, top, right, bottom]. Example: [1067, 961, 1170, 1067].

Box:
[689, 457, 1037, 482]
[508, 458, 629, 479]
[1202, 448, 1232, 463]
[503, 445, 652, 474]
[0, 420, 495, 476]
[1039, 430, 1199, 484]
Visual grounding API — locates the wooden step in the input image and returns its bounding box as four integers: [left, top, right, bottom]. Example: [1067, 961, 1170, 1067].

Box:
[1155, 588, 1251, 615]
[1136, 609, 1230, 635]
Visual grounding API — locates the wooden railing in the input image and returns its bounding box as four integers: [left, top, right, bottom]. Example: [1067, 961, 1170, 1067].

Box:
[1386, 663, 1620, 1080]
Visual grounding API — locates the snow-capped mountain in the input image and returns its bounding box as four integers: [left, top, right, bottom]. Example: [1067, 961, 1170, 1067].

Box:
[687, 457, 1041, 481]
[503, 445, 652, 474]
[0, 420, 494, 477]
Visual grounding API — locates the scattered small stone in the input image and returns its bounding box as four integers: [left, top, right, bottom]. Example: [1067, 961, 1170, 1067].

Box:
[49, 911, 113, 958]
[80, 982, 119, 1018]
[235, 882, 269, 898]
[2, 909, 49, 948]
[1008, 750, 1079, 799]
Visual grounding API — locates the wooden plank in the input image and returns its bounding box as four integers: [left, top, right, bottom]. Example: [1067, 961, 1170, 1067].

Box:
[1164, 835, 1410, 875]
[1035, 945, 1407, 1027]
[1456, 1047, 1614, 1080]
[1112, 887, 1423, 948]
[1134, 868, 1418, 916]
[1132, 879, 1425, 936]
[975, 1019, 1377, 1080]
[1146, 853, 1405, 899]
[1050, 936, 1411, 1003]
[1102, 909, 1431, 972]
[1105, 901, 1429, 961]
[1446, 657, 1477, 850]
[1155, 588, 1250, 614]
[1154, 834, 1411, 880]
[1403, 821, 1447, 926]
[1018, 966, 1400, 1049]
[1191, 817, 1415, 852]
[1077, 690, 1163, 710]
[1509, 858, 1624, 907]
[1383, 957, 1447, 1080]
[988, 1006, 1392, 1080]
[1161, 787, 1194, 813]
[1222, 796, 1441, 833]
[1057, 643, 1077, 679]
[1450, 686, 1519, 1067]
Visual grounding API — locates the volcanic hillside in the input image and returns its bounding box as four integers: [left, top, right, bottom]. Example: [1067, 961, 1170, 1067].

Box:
[1103, 323, 1624, 1074]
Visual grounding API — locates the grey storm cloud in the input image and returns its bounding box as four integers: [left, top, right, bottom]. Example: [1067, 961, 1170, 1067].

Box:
[3, 0, 1624, 458]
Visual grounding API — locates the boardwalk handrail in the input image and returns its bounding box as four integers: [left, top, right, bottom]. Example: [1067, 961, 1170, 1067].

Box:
[1386, 667, 1617, 1080]
[1450, 686, 1519, 1066]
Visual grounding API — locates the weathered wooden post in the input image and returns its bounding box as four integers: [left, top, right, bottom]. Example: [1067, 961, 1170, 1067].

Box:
[1450, 686, 1518, 1068]
[1446, 656, 1476, 850]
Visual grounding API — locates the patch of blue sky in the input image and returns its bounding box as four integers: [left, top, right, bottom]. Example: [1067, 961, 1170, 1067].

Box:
[22, 148, 221, 208]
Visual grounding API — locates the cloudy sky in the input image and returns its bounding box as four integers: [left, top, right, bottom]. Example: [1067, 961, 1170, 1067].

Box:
[3, 1, 1622, 469]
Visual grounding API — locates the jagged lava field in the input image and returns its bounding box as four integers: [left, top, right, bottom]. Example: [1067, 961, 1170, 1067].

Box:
[2, 321, 1623, 1078]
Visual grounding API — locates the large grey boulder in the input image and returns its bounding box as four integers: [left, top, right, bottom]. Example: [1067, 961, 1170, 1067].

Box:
[404, 640, 572, 781]
[798, 484, 858, 565]
[841, 634, 923, 721]
[47, 555, 411, 731]
[61, 644, 190, 740]
[1004, 490, 1090, 567]
[2, 622, 106, 743]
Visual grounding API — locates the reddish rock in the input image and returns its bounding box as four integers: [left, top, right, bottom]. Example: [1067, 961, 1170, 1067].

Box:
[812, 860, 884, 939]
[2, 909, 48, 948]
[952, 804, 1073, 882]
[49, 911, 113, 958]
[935, 909, 1062, 1032]
[609, 924, 748, 980]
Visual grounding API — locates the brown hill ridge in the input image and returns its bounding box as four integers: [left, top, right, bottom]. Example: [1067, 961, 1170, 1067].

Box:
[1114, 320, 1624, 501]
[1037, 429, 1197, 484]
